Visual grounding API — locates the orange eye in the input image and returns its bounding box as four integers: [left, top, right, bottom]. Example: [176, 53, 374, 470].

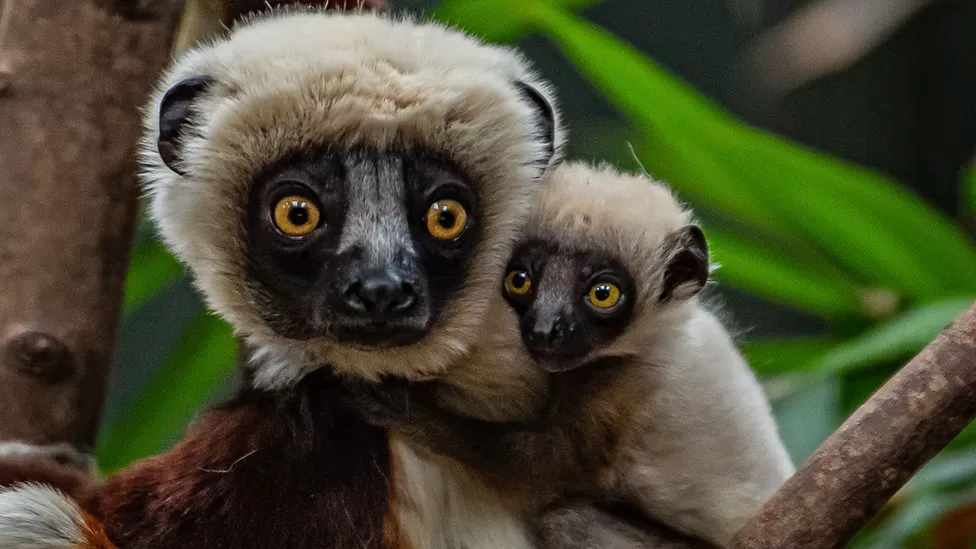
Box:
[273, 195, 321, 237]
[588, 282, 621, 310]
[425, 199, 469, 241]
[504, 270, 532, 296]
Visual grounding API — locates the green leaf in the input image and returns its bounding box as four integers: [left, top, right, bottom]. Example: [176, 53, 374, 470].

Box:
[433, 0, 603, 43]
[123, 239, 184, 314]
[97, 312, 237, 472]
[813, 297, 975, 376]
[964, 159, 976, 219]
[531, 6, 976, 299]
[577, 127, 863, 317]
[851, 485, 976, 549]
[910, 448, 976, 494]
[740, 336, 839, 377]
[706, 229, 861, 317]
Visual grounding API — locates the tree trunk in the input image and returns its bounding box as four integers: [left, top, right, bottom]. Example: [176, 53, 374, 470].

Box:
[0, 0, 185, 451]
[224, 0, 388, 23]
[733, 300, 976, 548]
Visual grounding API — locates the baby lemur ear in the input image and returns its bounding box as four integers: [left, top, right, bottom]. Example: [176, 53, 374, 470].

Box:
[157, 75, 215, 176]
[514, 81, 556, 171]
[659, 224, 709, 302]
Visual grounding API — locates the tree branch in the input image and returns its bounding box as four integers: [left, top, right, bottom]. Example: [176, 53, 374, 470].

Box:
[0, 0, 185, 450]
[733, 300, 976, 548]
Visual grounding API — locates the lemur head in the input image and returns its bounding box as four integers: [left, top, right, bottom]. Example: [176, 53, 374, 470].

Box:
[140, 9, 563, 387]
[499, 161, 709, 373]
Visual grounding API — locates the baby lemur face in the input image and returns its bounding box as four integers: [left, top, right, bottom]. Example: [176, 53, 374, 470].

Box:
[494, 161, 712, 374]
[244, 150, 481, 348]
[501, 242, 637, 371]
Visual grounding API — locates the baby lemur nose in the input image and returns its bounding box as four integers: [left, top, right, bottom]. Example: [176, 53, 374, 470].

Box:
[526, 312, 576, 347]
[343, 269, 418, 316]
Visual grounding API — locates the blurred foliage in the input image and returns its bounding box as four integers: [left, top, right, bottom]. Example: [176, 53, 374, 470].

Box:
[100, 1, 976, 546]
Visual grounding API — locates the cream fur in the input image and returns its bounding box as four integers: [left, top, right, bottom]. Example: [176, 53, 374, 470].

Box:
[427, 161, 794, 546]
[390, 440, 534, 549]
[140, 9, 564, 386]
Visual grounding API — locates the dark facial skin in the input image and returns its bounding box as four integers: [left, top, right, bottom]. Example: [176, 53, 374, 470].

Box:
[501, 241, 636, 372]
[242, 148, 480, 348]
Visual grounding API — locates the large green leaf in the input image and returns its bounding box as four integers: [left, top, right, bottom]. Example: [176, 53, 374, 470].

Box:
[964, 159, 976, 219]
[740, 336, 839, 377]
[433, 0, 603, 42]
[530, 6, 976, 300]
[851, 484, 976, 549]
[812, 297, 974, 376]
[97, 312, 237, 472]
[123, 239, 184, 314]
[744, 298, 973, 385]
[706, 229, 861, 317]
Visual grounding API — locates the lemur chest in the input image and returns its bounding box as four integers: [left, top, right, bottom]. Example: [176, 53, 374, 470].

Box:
[388, 438, 536, 549]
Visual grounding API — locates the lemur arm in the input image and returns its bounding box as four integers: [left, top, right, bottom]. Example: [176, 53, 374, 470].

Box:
[533, 502, 721, 549]
[344, 378, 611, 492]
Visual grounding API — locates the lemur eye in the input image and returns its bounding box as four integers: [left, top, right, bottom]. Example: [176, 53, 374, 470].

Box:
[504, 269, 532, 296]
[273, 195, 321, 237]
[425, 199, 469, 241]
[587, 282, 621, 310]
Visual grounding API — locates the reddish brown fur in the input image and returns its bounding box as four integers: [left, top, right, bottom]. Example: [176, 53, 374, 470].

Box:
[0, 455, 96, 504]
[78, 369, 396, 549]
[80, 509, 117, 549]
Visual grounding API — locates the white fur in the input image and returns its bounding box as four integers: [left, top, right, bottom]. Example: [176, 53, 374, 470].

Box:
[616, 307, 794, 545]
[0, 484, 91, 549]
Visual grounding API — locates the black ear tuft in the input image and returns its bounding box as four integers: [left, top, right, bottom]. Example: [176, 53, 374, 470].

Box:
[514, 80, 556, 172]
[660, 225, 709, 302]
[157, 75, 215, 176]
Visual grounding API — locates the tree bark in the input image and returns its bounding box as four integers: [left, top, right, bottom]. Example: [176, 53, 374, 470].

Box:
[733, 300, 976, 549]
[0, 0, 185, 451]
[224, 0, 388, 23]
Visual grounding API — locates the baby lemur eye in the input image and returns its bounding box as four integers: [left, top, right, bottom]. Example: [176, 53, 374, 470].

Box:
[504, 269, 532, 296]
[425, 199, 469, 241]
[587, 281, 622, 310]
[272, 195, 321, 237]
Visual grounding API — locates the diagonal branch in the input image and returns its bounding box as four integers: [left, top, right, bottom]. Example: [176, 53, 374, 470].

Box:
[733, 300, 976, 548]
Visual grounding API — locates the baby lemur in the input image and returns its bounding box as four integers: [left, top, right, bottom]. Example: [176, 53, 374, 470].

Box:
[349, 161, 794, 548]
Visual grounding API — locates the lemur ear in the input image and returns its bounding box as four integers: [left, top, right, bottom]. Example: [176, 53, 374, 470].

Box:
[514, 80, 556, 173]
[157, 75, 215, 176]
[659, 224, 709, 302]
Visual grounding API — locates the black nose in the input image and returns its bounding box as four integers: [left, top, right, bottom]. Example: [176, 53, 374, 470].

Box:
[525, 311, 576, 348]
[343, 269, 418, 316]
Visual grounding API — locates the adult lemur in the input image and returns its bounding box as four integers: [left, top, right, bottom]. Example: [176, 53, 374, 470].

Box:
[0, 8, 716, 549]
[0, 8, 562, 549]
[347, 161, 795, 548]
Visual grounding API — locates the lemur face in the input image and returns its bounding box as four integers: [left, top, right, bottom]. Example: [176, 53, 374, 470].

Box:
[243, 149, 481, 349]
[501, 242, 637, 372]
[141, 12, 565, 382]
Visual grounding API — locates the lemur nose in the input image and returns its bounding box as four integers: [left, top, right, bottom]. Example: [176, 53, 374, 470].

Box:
[528, 313, 572, 346]
[343, 269, 418, 316]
